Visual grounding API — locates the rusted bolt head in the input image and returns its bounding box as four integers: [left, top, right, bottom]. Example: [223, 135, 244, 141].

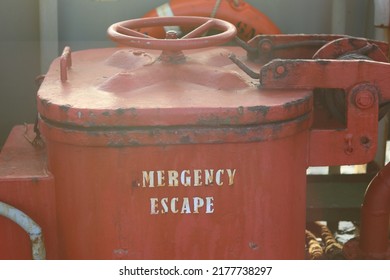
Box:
[354, 90, 375, 109]
[259, 39, 273, 52]
[276, 65, 285, 75]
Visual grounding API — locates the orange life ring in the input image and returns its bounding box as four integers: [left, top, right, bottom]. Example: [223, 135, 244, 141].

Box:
[140, 0, 281, 41]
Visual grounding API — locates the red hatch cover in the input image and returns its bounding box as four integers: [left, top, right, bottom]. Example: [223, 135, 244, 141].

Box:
[37, 47, 312, 128]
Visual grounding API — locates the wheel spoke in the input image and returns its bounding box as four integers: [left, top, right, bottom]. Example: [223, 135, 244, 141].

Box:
[117, 25, 152, 39]
[181, 19, 215, 39]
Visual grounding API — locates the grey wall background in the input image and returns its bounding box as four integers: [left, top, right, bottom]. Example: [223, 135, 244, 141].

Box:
[0, 0, 40, 147]
[0, 0, 379, 147]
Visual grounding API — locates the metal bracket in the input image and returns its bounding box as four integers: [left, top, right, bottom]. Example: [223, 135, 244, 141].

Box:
[260, 59, 388, 166]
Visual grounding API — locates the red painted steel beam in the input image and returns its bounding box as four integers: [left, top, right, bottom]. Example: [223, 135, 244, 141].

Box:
[360, 162, 390, 259]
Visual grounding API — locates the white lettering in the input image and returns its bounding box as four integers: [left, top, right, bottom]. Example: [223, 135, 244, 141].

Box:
[181, 197, 191, 214]
[141, 169, 236, 188]
[171, 197, 179, 213]
[168, 170, 179, 187]
[193, 197, 204, 213]
[215, 170, 224, 186]
[149, 196, 216, 215]
[157, 170, 165, 187]
[206, 197, 214, 213]
[143, 171, 154, 187]
[193, 169, 202, 186]
[150, 198, 159, 214]
[143, 168, 237, 215]
[204, 169, 214, 185]
[161, 197, 169, 213]
[181, 170, 191, 186]
[226, 169, 237, 186]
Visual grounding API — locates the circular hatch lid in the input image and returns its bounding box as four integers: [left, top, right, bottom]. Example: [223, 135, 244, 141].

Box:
[37, 47, 312, 129]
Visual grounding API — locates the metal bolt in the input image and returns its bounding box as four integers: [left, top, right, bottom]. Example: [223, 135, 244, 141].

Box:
[165, 30, 178, 39]
[276, 65, 285, 75]
[259, 40, 272, 52]
[354, 90, 374, 109]
[360, 136, 371, 148]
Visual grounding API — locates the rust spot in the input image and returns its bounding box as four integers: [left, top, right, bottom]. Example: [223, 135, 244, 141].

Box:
[148, 129, 161, 137]
[129, 107, 137, 116]
[180, 135, 191, 144]
[87, 131, 101, 136]
[271, 122, 284, 134]
[196, 115, 239, 126]
[249, 242, 259, 250]
[283, 96, 310, 109]
[234, 127, 250, 136]
[108, 139, 140, 147]
[128, 140, 141, 146]
[360, 136, 371, 149]
[247, 105, 269, 117]
[59, 105, 70, 112]
[31, 177, 39, 184]
[116, 108, 125, 115]
[248, 137, 263, 142]
[107, 141, 122, 147]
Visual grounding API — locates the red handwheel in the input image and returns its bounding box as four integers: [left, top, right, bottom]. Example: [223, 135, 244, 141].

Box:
[107, 16, 237, 51]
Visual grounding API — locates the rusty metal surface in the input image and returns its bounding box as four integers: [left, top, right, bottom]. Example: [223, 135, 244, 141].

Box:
[47, 129, 309, 259]
[38, 47, 312, 129]
[38, 109, 312, 147]
[245, 34, 388, 63]
[259, 47, 390, 165]
[312, 37, 388, 61]
[33, 24, 321, 259]
[0, 125, 57, 259]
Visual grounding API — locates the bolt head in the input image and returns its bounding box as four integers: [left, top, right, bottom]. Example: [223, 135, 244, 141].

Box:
[259, 39, 273, 52]
[276, 65, 285, 75]
[354, 90, 374, 109]
[165, 30, 178, 39]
